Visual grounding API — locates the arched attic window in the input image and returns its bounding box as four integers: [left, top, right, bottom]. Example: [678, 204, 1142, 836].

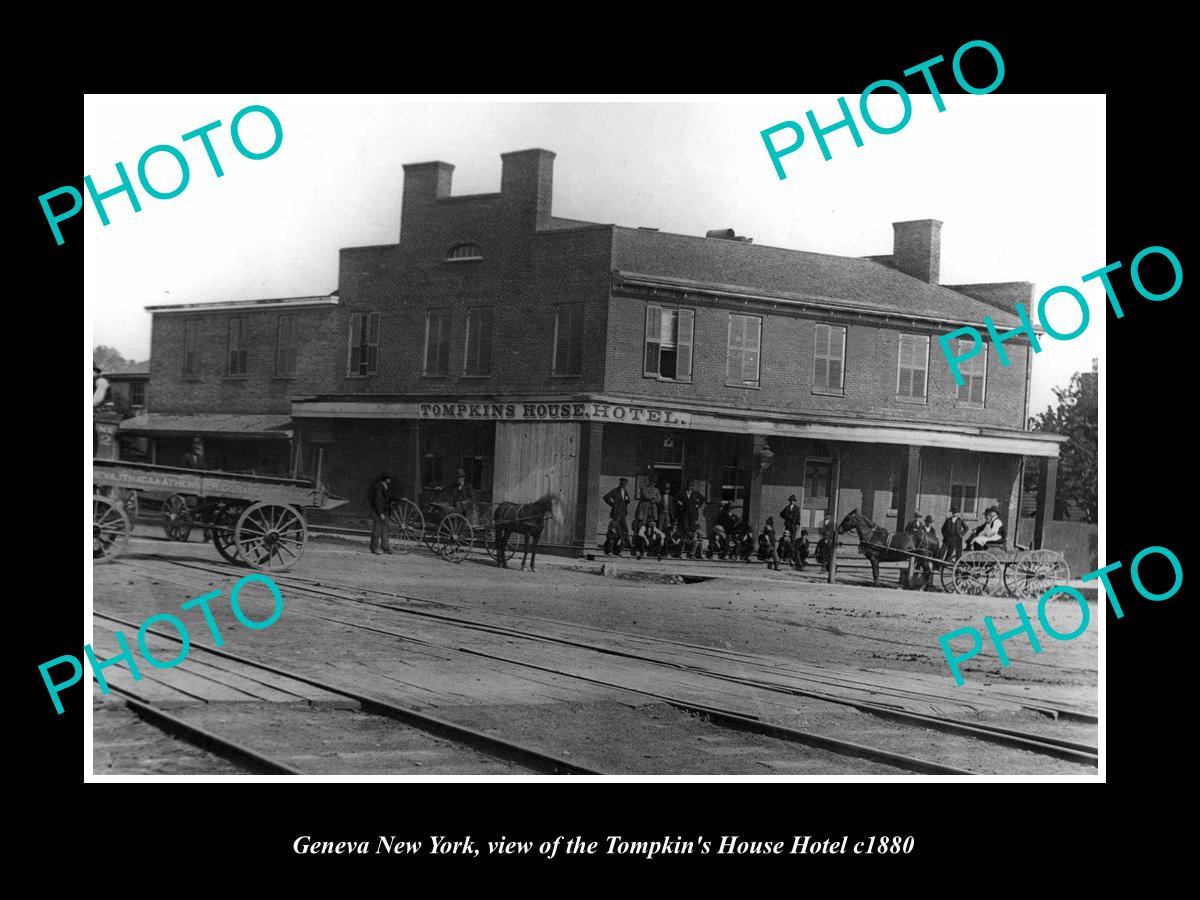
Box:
[446, 243, 483, 262]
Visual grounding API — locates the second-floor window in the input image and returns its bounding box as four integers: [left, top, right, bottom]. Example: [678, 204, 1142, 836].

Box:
[956, 337, 987, 405]
[129, 381, 145, 407]
[813, 323, 846, 394]
[276, 314, 298, 378]
[726, 314, 762, 388]
[463, 307, 493, 377]
[897, 333, 929, 401]
[348, 312, 380, 376]
[424, 310, 450, 376]
[227, 317, 248, 376]
[644, 305, 694, 382]
[183, 320, 200, 379]
[553, 304, 584, 376]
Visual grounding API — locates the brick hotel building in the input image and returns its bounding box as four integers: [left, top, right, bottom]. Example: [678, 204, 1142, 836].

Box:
[125, 148, 1064, 550]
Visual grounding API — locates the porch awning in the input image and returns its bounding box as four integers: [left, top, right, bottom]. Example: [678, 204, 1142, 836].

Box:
[120, 413, 293, 441]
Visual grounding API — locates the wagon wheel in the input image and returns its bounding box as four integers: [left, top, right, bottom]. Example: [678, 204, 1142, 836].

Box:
[388, 499, 424, 554]
[437, 512, 474, 563]
[1003, 549, 1071, 599]
[93, 494, 130, 563]
[485, 525, 518, 562]
[161, 493, 192, 542]
[953, 550, 1001, 596]
[210, 503, 246, 565]
[234, 501, 308, 571]
[938, 558, 958, 593]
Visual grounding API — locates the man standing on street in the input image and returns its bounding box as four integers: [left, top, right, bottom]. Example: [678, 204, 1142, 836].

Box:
[602, 477, 631, 555]
[780, 494, 802, 567]
[678, 481, 706, 558]
[369, 473, 394, 555]
[941, 507, 967, 561]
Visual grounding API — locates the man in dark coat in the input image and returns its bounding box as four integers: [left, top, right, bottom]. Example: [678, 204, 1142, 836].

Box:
[678, 481, 706, 558]
[182, 437, 206, 470]
[780, 494, 803, 567]
[447, 468, 473, 513]
[602, 477, 631, 555]
[941, 507, 968, 561]
[368, 473, 394, 555]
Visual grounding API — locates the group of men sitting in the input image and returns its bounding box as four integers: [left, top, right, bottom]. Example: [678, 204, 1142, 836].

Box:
[600, 481, 831, 570]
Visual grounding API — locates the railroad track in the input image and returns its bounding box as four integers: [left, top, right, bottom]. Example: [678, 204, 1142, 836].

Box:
[107, 556, 1098, 773]
[92, 610, 598, 776]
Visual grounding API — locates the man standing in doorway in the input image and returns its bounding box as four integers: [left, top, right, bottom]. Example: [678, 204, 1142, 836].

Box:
[602, 477, 631, 555]
[369, 473, 394, 555]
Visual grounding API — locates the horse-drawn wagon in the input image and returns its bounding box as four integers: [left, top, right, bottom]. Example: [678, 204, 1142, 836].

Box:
[92, 459, 348, 571]
[836, 509, 1070, 598]
[388, 486, 562, 569]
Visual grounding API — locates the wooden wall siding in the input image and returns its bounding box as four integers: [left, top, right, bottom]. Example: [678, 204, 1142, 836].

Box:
[492, 421, 580, 547]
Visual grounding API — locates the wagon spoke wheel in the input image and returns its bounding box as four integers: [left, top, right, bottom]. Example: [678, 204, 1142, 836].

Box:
[437, 513, 474, 563]
[953, 550, 1001, 596]
[1004, 549, 1070, 599]
[93, 494, 130, 563]
[388, 499, 424, 554]
[235, 502, 307, 571]
[161, 493, 192, 542]
[211, 503, 246, 564]
[485, 526, 518, 562]
[939, 559, 957, 593]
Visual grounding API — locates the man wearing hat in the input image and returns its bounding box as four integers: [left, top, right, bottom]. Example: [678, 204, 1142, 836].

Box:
[942, 507, 968, 562]
[601, 477, 631, 555]
[447, 467, 474, 514]
[968, 506, 1006, 550]
[678, 480, 706, 558]
[368, 473, 394, 555]
[779, 494, 802, 567]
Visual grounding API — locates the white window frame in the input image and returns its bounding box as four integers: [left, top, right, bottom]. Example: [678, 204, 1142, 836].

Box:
[813, 323, 847, 395]
[726, 314, 762, 388]
[422, 309, 449, 376]
[896, 333, 930, 402]
[463, 306, 493, 377]
[956, 337, 988, 405]
[643, 304, 694, 383]
[552, 303, 584, 377]
[949, 457, 982, 517]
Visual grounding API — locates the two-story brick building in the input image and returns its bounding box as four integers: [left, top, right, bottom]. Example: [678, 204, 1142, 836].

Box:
[134, 147, 1063, 549]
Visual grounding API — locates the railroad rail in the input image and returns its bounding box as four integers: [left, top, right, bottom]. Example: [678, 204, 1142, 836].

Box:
[113, 556, 1098, 772]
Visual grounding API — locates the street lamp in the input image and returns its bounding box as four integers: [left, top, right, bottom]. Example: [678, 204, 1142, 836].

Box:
[754, 441, 775, 473]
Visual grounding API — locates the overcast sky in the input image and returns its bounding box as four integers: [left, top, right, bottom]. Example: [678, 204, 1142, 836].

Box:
[83, 94, 1104, 414]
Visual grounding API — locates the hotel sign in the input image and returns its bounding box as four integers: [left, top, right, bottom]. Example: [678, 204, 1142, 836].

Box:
[419, 400, 690, 427]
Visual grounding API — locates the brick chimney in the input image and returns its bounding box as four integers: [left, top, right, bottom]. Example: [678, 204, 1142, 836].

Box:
[501, 148, 555, 230]
[892, 219, 942, 284]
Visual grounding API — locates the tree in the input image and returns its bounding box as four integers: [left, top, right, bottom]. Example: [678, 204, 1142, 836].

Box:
[93, 345, 128, 371]
[1028, 369, 1097, 523]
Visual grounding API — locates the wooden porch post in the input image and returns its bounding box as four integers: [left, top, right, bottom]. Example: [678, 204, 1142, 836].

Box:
[1034, 455, 1058, 549]
[827, 445, 841, 585]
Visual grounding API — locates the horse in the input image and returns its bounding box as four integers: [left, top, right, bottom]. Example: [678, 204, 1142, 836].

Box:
[837, 509, 941, 589]
[492, 491, 564, 572]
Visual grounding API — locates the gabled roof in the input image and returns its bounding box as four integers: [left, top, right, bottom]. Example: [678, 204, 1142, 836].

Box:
[612, 227, 1021, 328]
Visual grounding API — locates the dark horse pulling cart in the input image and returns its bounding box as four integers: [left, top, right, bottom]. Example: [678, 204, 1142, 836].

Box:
[837, 509, 1070, 598]
[92, 459, 348, 571]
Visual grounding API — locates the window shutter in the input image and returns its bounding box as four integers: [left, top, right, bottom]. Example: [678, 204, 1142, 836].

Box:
[644, 305, 661, 376]
[676, 309, 694, 380]
[570, 304, 583, 374]
[479, 309, 493, 375]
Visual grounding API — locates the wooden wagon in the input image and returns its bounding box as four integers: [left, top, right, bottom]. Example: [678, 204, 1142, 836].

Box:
[850, 540, 1071, 598]
[387, 487, 516, 564]
[92, 460, 348, 571]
